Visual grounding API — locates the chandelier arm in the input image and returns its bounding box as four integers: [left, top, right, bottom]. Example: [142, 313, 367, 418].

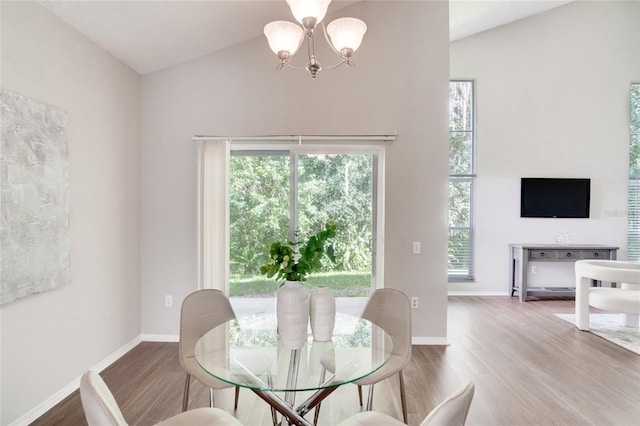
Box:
[321, 21, 344, 58]
[320, 60, 352, 71]
[280, 62, 309, 72]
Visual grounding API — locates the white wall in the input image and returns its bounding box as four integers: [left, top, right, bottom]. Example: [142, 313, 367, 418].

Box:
[0, 2, 141, 424]
[140, 1, 450, 341]
[449, 0, 640, 294]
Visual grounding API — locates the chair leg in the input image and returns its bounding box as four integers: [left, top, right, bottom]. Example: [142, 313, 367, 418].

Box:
[313, 403, 321, 425]
[366, 384, 375, 411]
[357, 385, 363, 406]
[209, 387, 215, 408]
[182, 373, 191, 412]
[234, 386, 240, 410]
[399, 371, 408, 424]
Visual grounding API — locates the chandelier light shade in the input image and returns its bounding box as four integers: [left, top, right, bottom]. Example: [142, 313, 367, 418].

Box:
[264, 21, 304, 59]
[264, 0, 367, 78]
[285, 0, 331, 27]
[326, 17, 367, 54]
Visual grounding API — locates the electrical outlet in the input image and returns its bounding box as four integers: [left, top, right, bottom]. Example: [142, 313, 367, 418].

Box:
[164, 295, 173, 307]
[412, 242, 421, 255]
[532, 266, 538, 274]
[411, 297, 419, 309]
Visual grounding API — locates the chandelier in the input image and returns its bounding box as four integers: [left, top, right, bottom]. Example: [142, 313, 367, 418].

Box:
[263, 0, 367, 78]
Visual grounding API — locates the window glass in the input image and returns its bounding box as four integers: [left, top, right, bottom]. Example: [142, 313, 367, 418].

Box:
[448, 81, 475, 280]
[628, 83, 640, 261]
[229, 150, 376, 297]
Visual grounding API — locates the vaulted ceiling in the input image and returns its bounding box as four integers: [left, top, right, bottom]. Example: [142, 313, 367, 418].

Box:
[37, 0, 574, 75]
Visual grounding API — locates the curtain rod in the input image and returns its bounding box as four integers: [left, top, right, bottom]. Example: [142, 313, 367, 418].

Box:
[193, 134, 396, 142]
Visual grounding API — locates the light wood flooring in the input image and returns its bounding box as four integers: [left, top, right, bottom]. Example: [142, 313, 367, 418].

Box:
[32, 296, 640, 425]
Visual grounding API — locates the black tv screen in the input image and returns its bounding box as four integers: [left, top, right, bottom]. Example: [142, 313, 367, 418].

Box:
[520, 178, 591, 218]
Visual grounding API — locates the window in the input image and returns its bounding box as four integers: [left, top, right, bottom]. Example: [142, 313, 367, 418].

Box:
[228, 146, 382, 298]
[448, 81, 475, 280]
[628, 83, 640, 261]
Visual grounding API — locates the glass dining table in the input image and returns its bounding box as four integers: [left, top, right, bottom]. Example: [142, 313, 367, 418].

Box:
[195, 311, 393, 426]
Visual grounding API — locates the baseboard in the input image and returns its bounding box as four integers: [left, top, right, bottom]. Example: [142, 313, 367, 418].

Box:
[9, 335, 142, 426]
[412, 337, 450, 345]
[448, 291, 510, 296]
[141, 334, 179, 342]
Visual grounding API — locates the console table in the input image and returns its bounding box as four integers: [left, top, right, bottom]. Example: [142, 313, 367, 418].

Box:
[509, 244, 618, 302]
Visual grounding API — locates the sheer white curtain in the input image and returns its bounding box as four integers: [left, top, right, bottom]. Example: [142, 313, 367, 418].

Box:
[196, 139, 230, 290]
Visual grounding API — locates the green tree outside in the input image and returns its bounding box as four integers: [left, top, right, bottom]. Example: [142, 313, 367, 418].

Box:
[229, 153, 373, 296]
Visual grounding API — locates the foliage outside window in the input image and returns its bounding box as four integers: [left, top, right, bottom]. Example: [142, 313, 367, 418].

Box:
[629, 83, 640, 261]
[229, 152, 375, 297]
[449, 81, 475, 280]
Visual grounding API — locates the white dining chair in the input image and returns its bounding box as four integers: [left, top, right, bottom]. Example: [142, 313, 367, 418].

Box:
[337, 381, 475, 426]
[180, 289, 240, 411]
[315, 288, 412, 424]
[356, 288, 412, 422]
[79, 370, 242, 426]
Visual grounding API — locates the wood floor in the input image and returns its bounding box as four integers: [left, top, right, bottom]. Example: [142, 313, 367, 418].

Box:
[32, 296, 640, 426]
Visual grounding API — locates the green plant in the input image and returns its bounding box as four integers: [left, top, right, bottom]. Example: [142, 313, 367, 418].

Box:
[259, 222, 337, 282]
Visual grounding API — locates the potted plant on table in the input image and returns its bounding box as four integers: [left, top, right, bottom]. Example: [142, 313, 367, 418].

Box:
[259, 221, 338, 348]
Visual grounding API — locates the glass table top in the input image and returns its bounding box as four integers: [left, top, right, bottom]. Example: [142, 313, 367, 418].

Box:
[195, 311, 393, 392]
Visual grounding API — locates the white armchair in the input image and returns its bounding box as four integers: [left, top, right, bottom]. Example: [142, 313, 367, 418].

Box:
[575, 260, 640, 331]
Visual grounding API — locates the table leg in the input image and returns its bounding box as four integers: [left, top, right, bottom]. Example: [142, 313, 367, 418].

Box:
[251, 382, 340, 426]
[313, 367, 327, 425]
[267, 370, 279, 426]
[509, 247, 516, 297]
[252, 389, 314, 426]
[251, 362, 341, 426]
[296, 385, 339, 417]
[284, 350, 301, 410]
[519, 248, 528, 302]
[234, 348, 346, 425]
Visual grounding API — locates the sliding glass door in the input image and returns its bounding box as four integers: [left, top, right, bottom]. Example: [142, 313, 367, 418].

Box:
[229, 148, 378, 300]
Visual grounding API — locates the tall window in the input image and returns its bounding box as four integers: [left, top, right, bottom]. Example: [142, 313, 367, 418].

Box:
[448, 81, 475, 280]
[628, 83, 640, 261]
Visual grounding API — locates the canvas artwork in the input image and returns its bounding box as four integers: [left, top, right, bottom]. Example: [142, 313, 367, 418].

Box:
[0, 90, 71, 305]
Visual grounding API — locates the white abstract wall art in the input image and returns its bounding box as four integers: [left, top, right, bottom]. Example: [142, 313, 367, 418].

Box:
[1, 89, 71, 305]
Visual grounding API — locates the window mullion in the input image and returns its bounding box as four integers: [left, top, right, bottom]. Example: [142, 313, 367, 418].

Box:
[290, 152, 298, 244]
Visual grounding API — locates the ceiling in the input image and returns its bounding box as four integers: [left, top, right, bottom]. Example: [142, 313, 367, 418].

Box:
[37, 0, 575, 75]
[449, 0, 574, 41]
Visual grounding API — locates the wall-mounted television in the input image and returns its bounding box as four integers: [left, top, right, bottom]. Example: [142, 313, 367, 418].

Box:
[520, 178, 591, 218]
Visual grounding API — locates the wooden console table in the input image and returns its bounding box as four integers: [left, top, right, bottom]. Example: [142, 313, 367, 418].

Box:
[509, 244, 618, 302]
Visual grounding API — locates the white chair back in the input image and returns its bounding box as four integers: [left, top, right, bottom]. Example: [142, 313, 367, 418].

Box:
[361, 288, 412, 363]
[80, 371, 128, 426]
[421, 381, 475, 426]
[179, 289, 236, 366]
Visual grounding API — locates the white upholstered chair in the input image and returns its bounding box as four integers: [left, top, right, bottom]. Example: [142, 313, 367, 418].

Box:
[180, 289, 240, 411]
[353, 288, 412, 423]
[79, 370, 242, 426]
[354, 288, 411, 423]
[575, 260, 640, 331]
[313, 289, 411, 424]
[337, 381, 475, 426]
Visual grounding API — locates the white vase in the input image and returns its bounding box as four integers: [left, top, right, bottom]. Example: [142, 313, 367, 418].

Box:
[309, 340, 336, 375]
[309, 286, 336, 341]
[276, 280, 309, 350]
